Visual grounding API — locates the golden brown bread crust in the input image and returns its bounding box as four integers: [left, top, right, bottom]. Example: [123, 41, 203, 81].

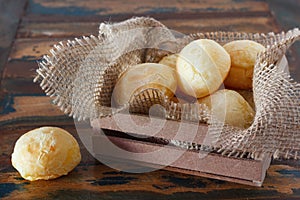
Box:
[176, 39, 231, 98]
[223, 40, 265, 89]
[198, 89, 255, 128]
[113, 63, 177, 106]
[11, 127, 81, 181]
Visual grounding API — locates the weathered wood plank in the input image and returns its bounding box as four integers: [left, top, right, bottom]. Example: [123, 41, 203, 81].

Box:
[1, 1, 299, 199]
[267, 0, 300, 31]
[8, 38, 65, 61]
[1, 122, 300, 199]
[0, 0, 27, 80]
[1, 96, 300, 199]
[22, 11, 274, 24]
[17, 22, 99, 38]
[22, 0, 273, 24]
[266, 0, 300, 82]
[25, 0, 270, 19]
[10, 17, 279, 62]
[1, 140, 300, 200]
[165, 17, 279, 34]
[1, 78, 43, 95]
[17, 16, 279, 39]
[286, 48, 300, 82]
[2, 61, 36, 79]
[0, 93, 300, 199]
[0, 95, 73, 128]
[1, 38, 65, 94]
[0, 96, 63, 121]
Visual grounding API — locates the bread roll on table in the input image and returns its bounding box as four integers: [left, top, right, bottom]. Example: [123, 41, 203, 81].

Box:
[11, 127, 81, 181]
[113, 63, 177, 106]
[176, 39, 231, 98]
[223, 40, 265, 89]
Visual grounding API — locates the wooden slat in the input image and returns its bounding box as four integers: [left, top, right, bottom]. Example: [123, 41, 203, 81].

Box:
[9, 16, 279, 63]
[1, 96, 300, 198]
[22, 11, 273, 24]
[17, 16, 279, 39]
[0, 95, 73, 128]
[0, 0, 27, 80]
[2, 39, 66, 94]
[2, 38, 62, 93]
[22, 0, 273, 25]
[165, 17, 279, 34]
[8, 38, 65, 61]
[11, 17, 278, 60]
[1, 78, 43, 95]
[1, 122, 300, 199]
[266, 0, 300, 82]
[17, 22, 99, 38]
[1, 72, 300, 196]
[286, 48, 300, 82]
[0, 96, 63, 120]
[27, 0, 270, 15]
[267, 0, 300, 31]
[2, 61, 36, 79]
[2, 162, 300, 199]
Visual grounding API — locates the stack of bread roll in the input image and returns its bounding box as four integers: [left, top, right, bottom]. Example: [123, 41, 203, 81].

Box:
[113, 38, 265, 129]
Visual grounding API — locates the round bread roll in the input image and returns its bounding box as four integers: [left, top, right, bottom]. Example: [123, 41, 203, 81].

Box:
[11, 127, 81, 181]
[223, 40, 265, 89]
[198, 89, 255, 128]
[113, 63, 177, 106]
[176, 39, 231, 98]
[158, 54, 178, 69]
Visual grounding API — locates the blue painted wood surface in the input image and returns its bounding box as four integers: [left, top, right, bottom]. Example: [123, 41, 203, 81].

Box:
[0, 0, 300, 199]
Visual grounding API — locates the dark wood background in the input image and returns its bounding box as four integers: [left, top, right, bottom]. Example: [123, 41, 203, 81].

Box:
[0, 0, 300, 199]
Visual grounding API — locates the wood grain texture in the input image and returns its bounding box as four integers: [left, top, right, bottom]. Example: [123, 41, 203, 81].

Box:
[2, 163, 300, 200]
[27, 0, 270, 16]
[17, 16, 279, 39]
[24, 0, 271, 22]
[1, 123, 300, 200]
[26, 0, 268, 17]
[1, 0, 300, 199]
[17, 22, 100, 38]
[9, 38, 65, 61]
[0, 96, 300, 199]
[2, 38, 68, 94]
[12, 17, 278, 60]
[266, 0, 300, 82]
[7, 16, 278, 71]
[0, 96, 64, 122]
[0, 0, 27, 80]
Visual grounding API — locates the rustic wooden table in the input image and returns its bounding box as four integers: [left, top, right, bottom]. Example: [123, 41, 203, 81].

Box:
[0, 0, 300, 199]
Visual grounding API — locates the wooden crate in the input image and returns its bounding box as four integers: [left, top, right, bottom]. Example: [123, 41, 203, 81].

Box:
[91, 113, 272, 187]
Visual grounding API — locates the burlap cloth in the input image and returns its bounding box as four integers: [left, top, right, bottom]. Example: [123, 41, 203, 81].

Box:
[34, 17, 300, 160]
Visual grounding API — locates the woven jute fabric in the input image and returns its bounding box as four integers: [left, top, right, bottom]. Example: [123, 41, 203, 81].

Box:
[34, 17, 300, 160]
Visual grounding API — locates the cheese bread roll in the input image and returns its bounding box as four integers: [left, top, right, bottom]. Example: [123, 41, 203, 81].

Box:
[113, 63, 177, 106]
[198, 89, 255, 128]
[177, 39, 231, 98]
[223, 40, 265, 89]
[11, 127, 81, 181]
